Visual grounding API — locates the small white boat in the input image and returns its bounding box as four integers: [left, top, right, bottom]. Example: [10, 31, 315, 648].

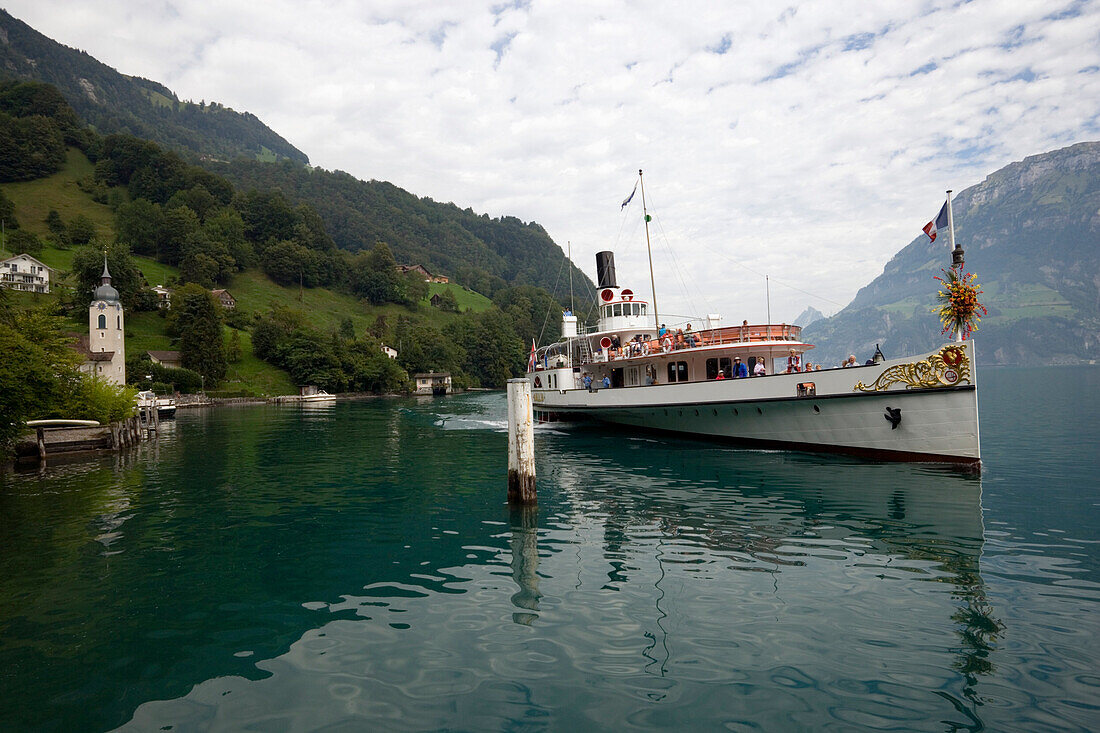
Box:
[25, 419, 102, 427]
[135, 390, 177, 418]
[299, 390, 336, 403]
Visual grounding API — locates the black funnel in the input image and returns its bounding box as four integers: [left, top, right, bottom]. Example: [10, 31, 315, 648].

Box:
[595, 251, 617, 289]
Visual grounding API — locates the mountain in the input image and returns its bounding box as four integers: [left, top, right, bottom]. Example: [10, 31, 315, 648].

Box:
[0, 10, 307, 164]
[803, 141, 1100, 367]
[205, 158, 595, 304]
[795, 306, 825, 328]
[0, 12, 593, 303]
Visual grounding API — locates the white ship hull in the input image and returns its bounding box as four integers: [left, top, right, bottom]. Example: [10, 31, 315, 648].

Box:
[531, 341, 980, 468]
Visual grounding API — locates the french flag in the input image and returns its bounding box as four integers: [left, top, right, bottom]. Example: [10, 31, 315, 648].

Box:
[923, 201, 950, 243]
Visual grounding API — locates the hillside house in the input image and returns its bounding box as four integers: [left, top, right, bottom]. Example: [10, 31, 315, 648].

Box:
[210, 289, 236, 309]
[147, 350, 183, 369]
[0, 253, 54, 293]
[380, 343, 398, 359]
[396, 264, 449, 283]
[152, 285, 171, 309]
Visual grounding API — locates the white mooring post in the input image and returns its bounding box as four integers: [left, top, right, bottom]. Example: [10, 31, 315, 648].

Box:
[506, 378, 536, 505]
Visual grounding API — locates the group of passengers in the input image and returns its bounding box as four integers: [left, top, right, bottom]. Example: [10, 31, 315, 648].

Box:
[714, 355, 769, 379]
[656, 323, 700, 352]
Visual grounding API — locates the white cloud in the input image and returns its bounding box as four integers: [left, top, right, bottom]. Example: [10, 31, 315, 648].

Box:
[7, 0, 1098, 323]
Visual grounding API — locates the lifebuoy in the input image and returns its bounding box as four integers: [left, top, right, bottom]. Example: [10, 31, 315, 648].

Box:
[600, 337, 612, 349]
[601, 289, 614, 302]
[621, 289, 633, 301]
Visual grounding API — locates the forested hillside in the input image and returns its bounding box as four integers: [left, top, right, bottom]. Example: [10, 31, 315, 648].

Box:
[207, 159, 593, 302]
[0, 80, 570, 399]
[804, 141, 1100, 366]
[0, 10, 307, 164]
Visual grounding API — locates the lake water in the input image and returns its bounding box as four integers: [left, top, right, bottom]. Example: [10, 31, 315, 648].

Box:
[1, 367, 1098, 732]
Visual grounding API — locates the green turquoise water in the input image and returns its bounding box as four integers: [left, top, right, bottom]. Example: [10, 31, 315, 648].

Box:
[1, 367, 1098, 731]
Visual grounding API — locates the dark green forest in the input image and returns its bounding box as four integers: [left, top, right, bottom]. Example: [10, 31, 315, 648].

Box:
[207, 159, 593, 303]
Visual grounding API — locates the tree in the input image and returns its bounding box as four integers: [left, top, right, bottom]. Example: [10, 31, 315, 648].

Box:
[226, 329, 243, 363]
[0, 112, 67, 181]
[70, 244, 144, 309]
[437, 289, 460, 313]
[0, 308, 82, 455]
[338, 317, 355, 341]
[178, 251, 221, 289]
[204, 208, 251, 270]
[447, 307, 524, 387]
[0, 188, 18, 231]
[171, 283, 226, 384]
[44, 208, 67, 247]
[6, 229, 41, 256]
[115, 199, 165, 257]
[160, 205, 201, 265]
[66, 214, 97, 247]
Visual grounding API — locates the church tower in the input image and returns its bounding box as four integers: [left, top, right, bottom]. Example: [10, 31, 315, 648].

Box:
[88, 257, 126, 385]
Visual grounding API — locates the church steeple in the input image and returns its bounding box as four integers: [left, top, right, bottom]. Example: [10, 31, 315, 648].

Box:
[93, 253, 119, 303]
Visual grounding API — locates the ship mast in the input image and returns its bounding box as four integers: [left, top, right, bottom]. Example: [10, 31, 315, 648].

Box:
[568, 240, 574, 315]
[946, 189, 965, 343]
[639, 169, 659, 332]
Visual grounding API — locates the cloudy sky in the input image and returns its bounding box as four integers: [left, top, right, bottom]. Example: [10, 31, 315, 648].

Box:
[8, 0, 1099, 322]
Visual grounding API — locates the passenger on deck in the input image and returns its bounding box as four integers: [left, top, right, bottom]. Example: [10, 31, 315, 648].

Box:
[583, 373, 593, 391]
[674, 330, 686, 350]
[658, 323, 668, 338]
[754, 357, 767, 377]
[685, 324, 697, 348]
[843, 355, 858, 368]
[715, 369, 726, 380]
[786, 349, 801, 373]
[733, 356, 748, 378]
[741, 320, 749, 342]
[602, 375, 611, 389]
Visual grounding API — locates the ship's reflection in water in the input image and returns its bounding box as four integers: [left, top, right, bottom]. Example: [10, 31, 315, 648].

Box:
[115, 401, 997, 732]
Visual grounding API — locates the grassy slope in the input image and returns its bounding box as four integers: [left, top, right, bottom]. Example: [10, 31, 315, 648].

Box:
[1, 148, 118, 242]
[2, 149, 495, 394]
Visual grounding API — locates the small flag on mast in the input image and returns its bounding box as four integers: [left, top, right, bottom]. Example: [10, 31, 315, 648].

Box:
[621, 181, 638, 210]
[923, 200, 950, 243]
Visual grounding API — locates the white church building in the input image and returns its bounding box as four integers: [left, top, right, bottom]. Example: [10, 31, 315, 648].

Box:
[77, 259, 126, 385]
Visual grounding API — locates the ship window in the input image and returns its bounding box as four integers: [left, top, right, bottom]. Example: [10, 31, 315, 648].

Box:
[640, 304, 647, 315]
[667, 361, 689, 383]
[706, 358, 730, 379]
[613, 304, 622, 317]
